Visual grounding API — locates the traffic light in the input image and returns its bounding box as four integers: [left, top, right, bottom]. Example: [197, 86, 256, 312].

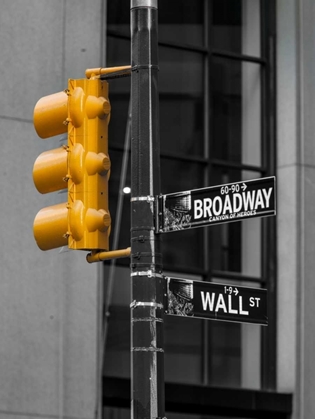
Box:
[33, 77, 111, 252]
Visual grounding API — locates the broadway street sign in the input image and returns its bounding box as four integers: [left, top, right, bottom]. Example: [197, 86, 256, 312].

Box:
[165, 277, 268, 325]
[158, 176, 276, 233]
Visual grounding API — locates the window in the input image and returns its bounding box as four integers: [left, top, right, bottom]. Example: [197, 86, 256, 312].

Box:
[103, 0, 276, 414]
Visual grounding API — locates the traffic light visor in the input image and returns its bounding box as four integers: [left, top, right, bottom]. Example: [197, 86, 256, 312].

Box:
[33, 202, 68, 250]
[33, 147, 68, 194]
[33, 91, 68, 138]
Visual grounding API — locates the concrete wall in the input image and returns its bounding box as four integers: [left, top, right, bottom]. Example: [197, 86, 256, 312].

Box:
[277, 0, 315, 417]
[0, 1, 104, 417]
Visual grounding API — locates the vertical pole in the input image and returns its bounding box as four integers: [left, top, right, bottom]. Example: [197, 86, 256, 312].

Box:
[130, 0, 165, 419]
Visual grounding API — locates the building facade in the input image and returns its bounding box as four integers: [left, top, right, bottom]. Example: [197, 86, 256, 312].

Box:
[0, 0, 314, 418]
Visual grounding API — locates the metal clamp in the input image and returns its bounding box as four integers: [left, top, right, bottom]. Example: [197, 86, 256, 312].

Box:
[132, 317, 163, 323]
[130, 270, 163, 278]
[130, 300, 164, 309]
[132, 64, 159, 71]
[131, 0, 158, 9]
[132, 346, 164, 353]
[131, 195, 155, 203]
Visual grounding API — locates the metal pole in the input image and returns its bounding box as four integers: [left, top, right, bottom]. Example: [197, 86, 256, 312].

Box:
[130, 0, 165, 418]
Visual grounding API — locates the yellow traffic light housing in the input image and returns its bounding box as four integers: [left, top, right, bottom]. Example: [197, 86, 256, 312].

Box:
[33, 77, 111, 252]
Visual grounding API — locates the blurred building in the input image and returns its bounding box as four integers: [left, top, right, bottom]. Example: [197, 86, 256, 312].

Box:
[0, 0, 314, 418]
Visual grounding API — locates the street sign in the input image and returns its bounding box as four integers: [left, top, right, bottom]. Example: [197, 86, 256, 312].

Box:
[158, 176, 276, 233]
[165, 277, 268, 325]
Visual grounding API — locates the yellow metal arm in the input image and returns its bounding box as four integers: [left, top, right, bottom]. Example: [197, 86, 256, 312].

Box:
[86, 247, 131, 263]
[85, 65, 131, 79]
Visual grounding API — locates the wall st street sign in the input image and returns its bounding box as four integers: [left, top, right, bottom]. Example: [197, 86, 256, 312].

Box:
[165, 277, 268, 325]
[158, 176, 276, 233]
